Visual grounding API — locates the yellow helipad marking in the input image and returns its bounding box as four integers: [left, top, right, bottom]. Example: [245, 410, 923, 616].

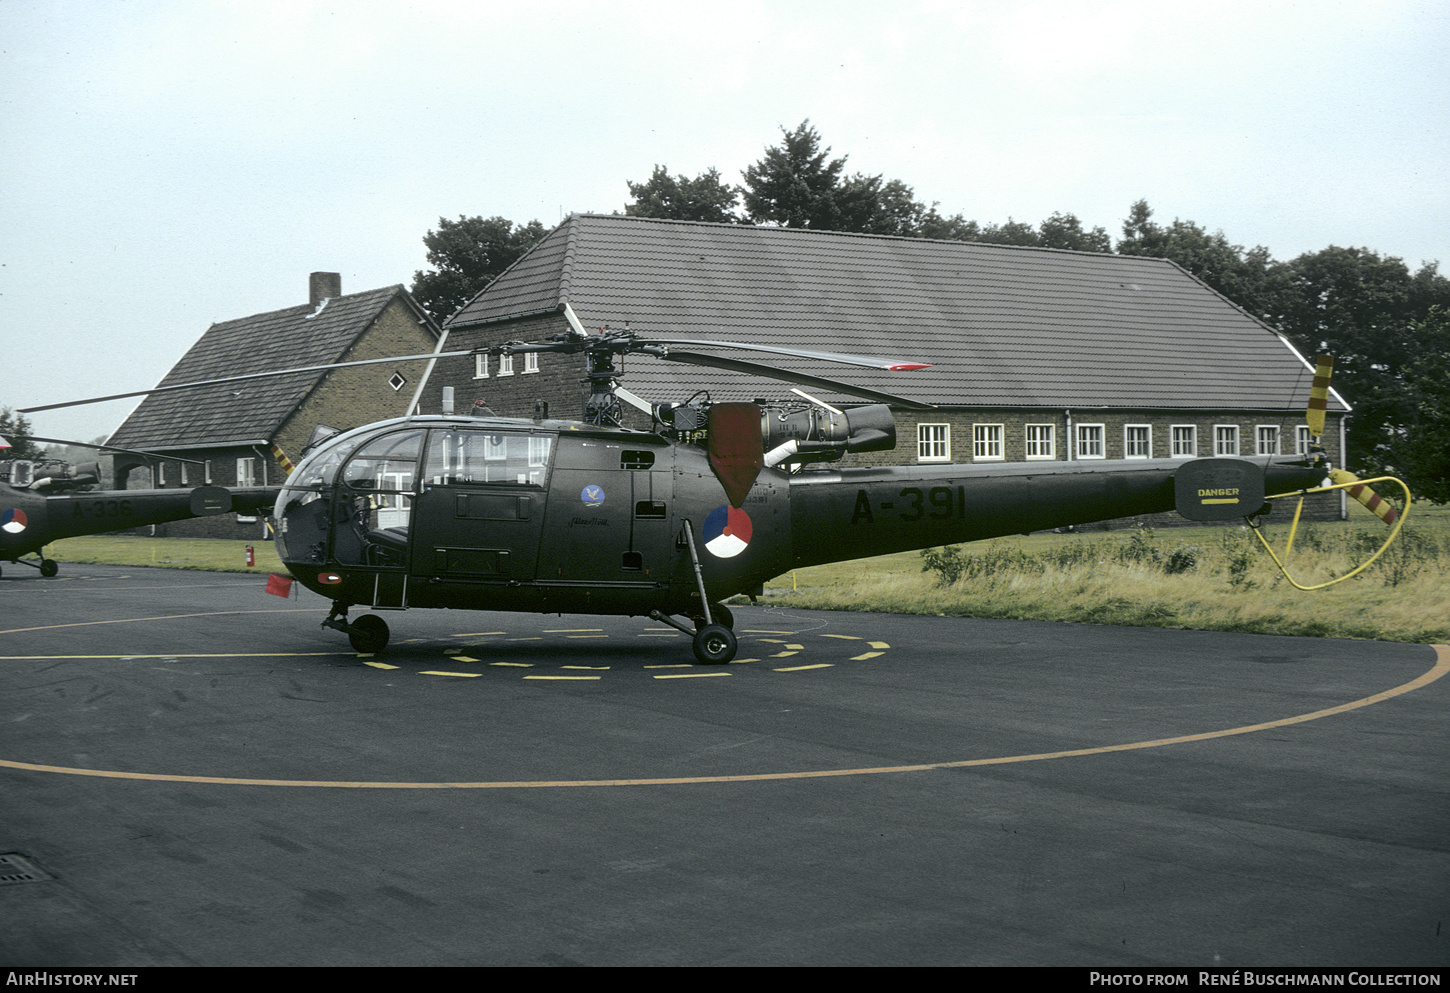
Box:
[364, 661, 399, 670]
[490, 661, 532, 668]
[639, 632, 681, 637]
[4, 648, 1444, 788]
[822, 634, 861, 640]
[562, 665, 609, 670]
[869, 641, 890, 650]
[851, 652, 884, 661]
[523, 674, 602, 681]
[743, 630, 795, 634]
[421, 670, 481, 678]
[645, 664, 693, 669]
[451, 656, 481, 663]
[771, 651, 799, 658]
[653, 671, 732, 679]
[547, 628, 602, 633]
[566, 635, 609, 639]
[507, 637, 543, 642]
[453, 632, 505, 638]
[774, 663, 833, 672]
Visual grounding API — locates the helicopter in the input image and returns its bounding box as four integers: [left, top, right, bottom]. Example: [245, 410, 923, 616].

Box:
[0, 436, 278, 578]
[23, 317, 1402, 662]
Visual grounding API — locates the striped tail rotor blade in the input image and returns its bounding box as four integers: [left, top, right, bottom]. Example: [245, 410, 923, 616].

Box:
[1307, 354, 1333, 438]
[1329, 469, 1399, 525]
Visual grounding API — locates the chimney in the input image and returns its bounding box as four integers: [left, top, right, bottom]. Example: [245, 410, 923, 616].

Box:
[309, 272, 341, 308]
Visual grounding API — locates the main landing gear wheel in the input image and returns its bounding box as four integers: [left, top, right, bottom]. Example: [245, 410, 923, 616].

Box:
[39, 559, 58, 578]
[693, 603, 734, 631]
[692, 623, 737, 665]
[348, 614, 390, 654]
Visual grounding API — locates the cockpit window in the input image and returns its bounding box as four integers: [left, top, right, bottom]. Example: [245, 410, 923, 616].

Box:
[342, 430, 424, 490]
[424, 430, 552, 486]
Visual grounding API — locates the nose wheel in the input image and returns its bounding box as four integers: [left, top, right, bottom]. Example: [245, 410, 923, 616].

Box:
[692, 622, 737, 664]
[323, 603, 391, 654]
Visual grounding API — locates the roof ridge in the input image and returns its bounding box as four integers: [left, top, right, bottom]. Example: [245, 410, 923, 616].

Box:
[558, 213, 581, 305]
[208, 283, 403, 329]
[571, 212, 1137, 260]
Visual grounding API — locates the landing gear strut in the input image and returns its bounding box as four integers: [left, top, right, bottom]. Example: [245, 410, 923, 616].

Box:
[322, 602, 391, 653]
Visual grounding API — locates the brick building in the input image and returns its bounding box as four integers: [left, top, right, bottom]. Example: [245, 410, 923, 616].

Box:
[420, 214, 1350, 524]
[106, 273, 441, 537]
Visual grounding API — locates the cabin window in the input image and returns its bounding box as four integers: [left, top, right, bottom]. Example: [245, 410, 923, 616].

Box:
[425, 430, 552, 486]
[1076, 424, 1104, 459]
[917, 423, 950, 462]
[1256, 426, 1280, 456]
[1214, 425, 1240, 456]
[1124, 425, 1151, 459]
[1025, 424, 1055, 459]
[1171, 425, 1197, 457]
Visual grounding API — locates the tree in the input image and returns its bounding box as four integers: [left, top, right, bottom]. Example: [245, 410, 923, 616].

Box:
[1117, 199, 1287, 321]
[1277, 247, 1450, 471]
[410, 215, 547, 322]
[739, 120, 855, 229]
[0, 407, 42, 461]
[1388, 308, 1450, 502]
[625, 166, 739, 223]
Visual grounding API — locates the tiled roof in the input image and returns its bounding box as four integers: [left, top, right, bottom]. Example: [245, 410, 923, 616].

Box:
[108, 286, 425, 449]
[447, 214, 1343, 413]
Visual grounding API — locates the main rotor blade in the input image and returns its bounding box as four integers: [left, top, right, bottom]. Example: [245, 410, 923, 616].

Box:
[661, 351, 935, 410]
[648, 337, 931, 372]
[14, 436, 207, 465]
[19, 350, 476, 413]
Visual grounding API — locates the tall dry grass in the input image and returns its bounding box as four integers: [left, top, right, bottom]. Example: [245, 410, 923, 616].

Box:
[764, 510, 1450, 644]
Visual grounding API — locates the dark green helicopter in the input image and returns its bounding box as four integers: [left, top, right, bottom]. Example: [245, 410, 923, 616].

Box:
[0, 438, 277, 578]
[26, 330, 1395, 663]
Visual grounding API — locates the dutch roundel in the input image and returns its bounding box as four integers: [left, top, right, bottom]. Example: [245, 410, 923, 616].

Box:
[1, 508, 27, 534]
[702, 505, 752, 558]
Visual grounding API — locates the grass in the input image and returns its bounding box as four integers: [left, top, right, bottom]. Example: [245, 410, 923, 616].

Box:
[35, 507, 1450, 644]
[40, 535, 287, 573]
[760, 503, 1450, 645]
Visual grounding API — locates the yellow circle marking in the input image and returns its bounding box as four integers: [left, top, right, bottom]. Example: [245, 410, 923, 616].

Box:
[1, 647, 1443, 790]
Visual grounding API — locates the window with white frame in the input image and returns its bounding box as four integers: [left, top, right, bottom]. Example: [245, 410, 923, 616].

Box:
[497, 353, 514, 376]
[1124, 425, 1151, 459]
[1256, 425, 1280, 455]
[157, 463, 166, 486]
[204, 460, 213, 484]
[523, 352, 539, 374]
[1025, 424, 1055, 459]
[236, 457, 256, 487]
[474, 353, 489, 379]
[972, 423, 1003, 460]
[1214, 425, 1239, 456]
[1296, 426, 1314, 455]
[917, 423, 950, 462]
[180, 463, 190, 485]
[1076, 424, 1104, 459]
[1171, 425, 1197, 457]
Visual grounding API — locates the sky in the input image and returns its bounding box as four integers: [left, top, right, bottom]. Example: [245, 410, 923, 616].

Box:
[3, 0, 1448, 443]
